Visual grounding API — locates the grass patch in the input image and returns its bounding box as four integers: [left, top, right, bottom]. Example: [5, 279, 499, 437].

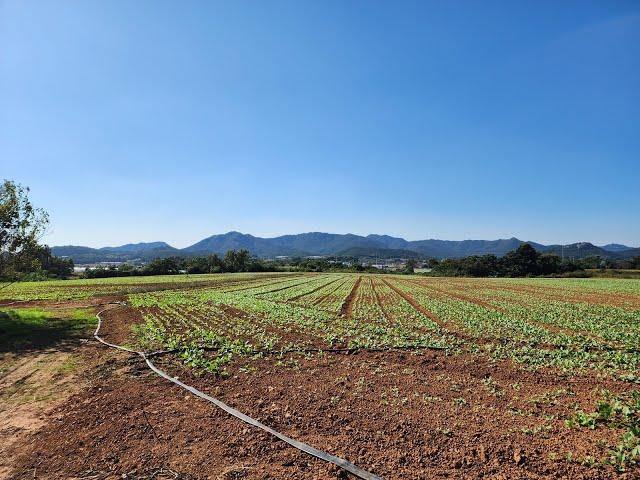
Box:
[0, 308, 96, 352]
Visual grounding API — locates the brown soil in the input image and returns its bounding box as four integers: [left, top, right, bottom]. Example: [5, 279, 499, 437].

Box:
[8, 338, 639, 479]
[3, 299, 640, 479]
[0, 295, 123, 312]
[340, 276, 361, 318]
[97, 303, 145, 345]
[0, 300, 123, 480]
[0, 346, 86, 479]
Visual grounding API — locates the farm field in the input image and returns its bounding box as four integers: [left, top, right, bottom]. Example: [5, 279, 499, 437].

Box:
[2, 273, 639, 479]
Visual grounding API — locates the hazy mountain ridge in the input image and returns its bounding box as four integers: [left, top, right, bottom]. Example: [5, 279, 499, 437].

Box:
[336, 246, 423, 259]
[52, 243, 181, 263]
[51, 232, 639, 263]
[101, 242, 175, 253]
[541, 243, 640, 260]
[601, 243, 633, 252]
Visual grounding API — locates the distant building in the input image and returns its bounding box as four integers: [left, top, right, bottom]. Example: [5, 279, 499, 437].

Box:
[414, 268, 432, 273]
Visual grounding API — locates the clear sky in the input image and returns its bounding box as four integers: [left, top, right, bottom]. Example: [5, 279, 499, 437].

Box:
[1, 1, 638, 248]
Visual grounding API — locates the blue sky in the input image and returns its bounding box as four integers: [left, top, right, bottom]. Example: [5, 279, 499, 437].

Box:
[1, 1, 638, 248]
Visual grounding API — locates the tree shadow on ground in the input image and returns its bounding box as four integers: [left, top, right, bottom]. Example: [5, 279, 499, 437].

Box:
[0, 308, 95, 354]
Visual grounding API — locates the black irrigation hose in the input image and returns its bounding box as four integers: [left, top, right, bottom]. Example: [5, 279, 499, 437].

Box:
[94, 305, 383, 480]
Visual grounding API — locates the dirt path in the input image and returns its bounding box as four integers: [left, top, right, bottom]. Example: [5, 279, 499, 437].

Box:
[0, 343, 87, 479]
[340, 276, 361, 318]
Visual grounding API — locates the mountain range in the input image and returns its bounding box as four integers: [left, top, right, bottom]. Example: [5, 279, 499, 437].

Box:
[51, 232, 640, 264]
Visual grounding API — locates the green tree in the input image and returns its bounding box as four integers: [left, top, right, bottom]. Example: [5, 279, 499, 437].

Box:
[206, 254, 224, 273]
[223, 249, 251, 272]
[0, 180, 50, 280]
[403, 258, 417, 274]
[538, 253, 561, 275]
[501, 243, 540, 277]
[142, 257, 181, 275]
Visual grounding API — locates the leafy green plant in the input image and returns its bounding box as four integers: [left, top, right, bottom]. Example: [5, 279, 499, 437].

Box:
[566, 390, 640, 471]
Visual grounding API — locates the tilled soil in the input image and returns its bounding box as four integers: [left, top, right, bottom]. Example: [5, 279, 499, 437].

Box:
[6, 304, 640, 479]
[0, 345, 86, 479]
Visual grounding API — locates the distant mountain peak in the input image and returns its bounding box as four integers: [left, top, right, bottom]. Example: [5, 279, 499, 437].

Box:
[52, 232, 640, 263]
[101, 241, 175, 253]
[106, 241, 170, 249]
[366, 234, 409, 249]
[601, 243, 633, 252]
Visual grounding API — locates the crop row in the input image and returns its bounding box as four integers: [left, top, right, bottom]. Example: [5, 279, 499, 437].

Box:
[392, 278, 640, 378]
[5, 271, 638, 379]
[0, 272, 298, 301]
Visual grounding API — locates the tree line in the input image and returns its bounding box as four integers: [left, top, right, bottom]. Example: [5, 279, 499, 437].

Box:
[83, 251, 384, 278]
[83, 249, 276, 278]
[425, 243, 589, 277]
